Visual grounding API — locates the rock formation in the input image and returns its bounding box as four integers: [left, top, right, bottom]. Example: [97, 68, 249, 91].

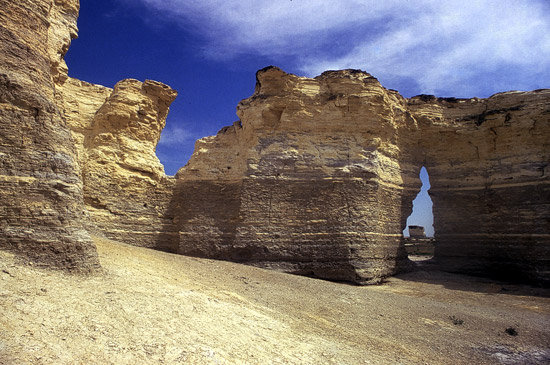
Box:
[0, 0, 99, 271]
[58, 77, 178, 250]
[1, 1, 548, 285]
[0, 0, 177, 270]
[174, 67, 549, 285]
[408, 91, 550, 284]
[174, 67, 421, 283]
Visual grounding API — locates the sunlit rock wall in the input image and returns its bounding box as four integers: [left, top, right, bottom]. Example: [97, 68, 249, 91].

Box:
[175, 67, 549, 285]
[0, 0, 99, 271]
[59, 78, 178, 250]
[174, 67, 420, 283]
[409, 91, 550, 285]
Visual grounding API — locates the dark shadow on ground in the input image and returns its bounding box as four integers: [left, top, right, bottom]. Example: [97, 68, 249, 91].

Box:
[395, 260, 550, 298]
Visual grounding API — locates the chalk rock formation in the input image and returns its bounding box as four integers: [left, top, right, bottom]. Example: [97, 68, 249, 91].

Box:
[174, 67, 420, 283]
[175, 67, 549, 285]
[0, 0, 99, 271]
[58, 77, 178, 249]
[2, 0, 548, 286]
[408, 91, 550, 284]
[0, 0, 177, 268]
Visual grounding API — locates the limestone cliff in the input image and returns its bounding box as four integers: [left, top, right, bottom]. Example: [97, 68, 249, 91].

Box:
[175, 67, 420, 283]
[0, 0, 177, 269]
[2, 1, 548, 286]
[0, 0, 99, 271]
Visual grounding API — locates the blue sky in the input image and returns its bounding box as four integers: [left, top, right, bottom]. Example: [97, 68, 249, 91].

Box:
[66, 0, 550, 237]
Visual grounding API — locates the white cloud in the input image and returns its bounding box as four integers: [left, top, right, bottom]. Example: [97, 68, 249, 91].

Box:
[133, 0, 550, 97]
[158, 125, 193, 146]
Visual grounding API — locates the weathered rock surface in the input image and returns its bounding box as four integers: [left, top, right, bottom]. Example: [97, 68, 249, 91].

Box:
[58, 77, 178, 250]
[408, 91, 550, 284]
[0, 0, 99, 271]
[0, 0, 177, 269]
[2, 1, 548, 286]
[175, 67, 549, 285]
[175, 67, 420, 283]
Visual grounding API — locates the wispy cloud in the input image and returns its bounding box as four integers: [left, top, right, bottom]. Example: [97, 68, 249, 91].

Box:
[157, 124, 205, 174]
[131, 0, 550, 97]
[158, 125, 194, 146]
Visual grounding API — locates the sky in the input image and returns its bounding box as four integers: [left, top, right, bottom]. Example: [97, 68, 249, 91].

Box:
[65, 0, 550, 238]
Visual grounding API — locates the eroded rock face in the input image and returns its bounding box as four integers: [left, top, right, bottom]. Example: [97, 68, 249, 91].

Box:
[175, 67, 549, 285]
[0, 0, 177, 269]
[0, 0, 99, 271]
[408, 91, 550, 284]
[175, 67, 420, 283]
[58, 77, 178, 250]
[2, 1, 548, 285]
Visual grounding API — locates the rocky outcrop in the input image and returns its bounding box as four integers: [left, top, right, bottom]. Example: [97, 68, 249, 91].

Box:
[61, 78, 178, 249]
[408, 91, 550, 284]
[174, 67, 420, 283]
[174, 67, 549, 285]
[0, 0, 99, 271]
[0, 0, 177, 269]
[2, 1, 548, 285]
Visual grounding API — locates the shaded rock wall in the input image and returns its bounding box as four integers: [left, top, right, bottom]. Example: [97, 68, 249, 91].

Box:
[0, 0, 99, 271]
[408, 91, 550, 284]
[174, 67, 421, 283]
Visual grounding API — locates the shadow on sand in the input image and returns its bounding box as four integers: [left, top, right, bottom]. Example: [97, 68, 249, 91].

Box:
[396, 259, 550, 298]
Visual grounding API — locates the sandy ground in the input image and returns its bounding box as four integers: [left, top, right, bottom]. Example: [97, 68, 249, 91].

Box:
[1, 237, 549, 364]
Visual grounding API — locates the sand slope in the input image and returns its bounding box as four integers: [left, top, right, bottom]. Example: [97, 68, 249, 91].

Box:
[1, 237, 549, 364]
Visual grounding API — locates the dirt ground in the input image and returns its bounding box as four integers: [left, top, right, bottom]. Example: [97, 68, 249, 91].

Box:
[1, 237, 549, 364]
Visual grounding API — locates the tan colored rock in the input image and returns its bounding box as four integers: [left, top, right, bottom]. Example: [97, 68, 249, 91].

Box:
[2, 0, 548, 286]
[0, 0, 178, 269]
[408, 90, 550, 284]
[47, 0, 79, 83]
[0, 0, 99, 271]
[58, 77, 179, 249]
[175, 67, 419, 283]
[175, 67, 550, 285]
[85, 78, 176, 181]
[57, 77, 112, 164]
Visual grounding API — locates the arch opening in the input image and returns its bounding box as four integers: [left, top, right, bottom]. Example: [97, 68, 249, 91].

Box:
[403, 166, 435, 262]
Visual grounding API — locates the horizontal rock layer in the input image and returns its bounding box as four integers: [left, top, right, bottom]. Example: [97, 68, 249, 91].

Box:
[0, 0, 178, 270]
[1, 1, 548, 286]
[175, 67, 421, 283]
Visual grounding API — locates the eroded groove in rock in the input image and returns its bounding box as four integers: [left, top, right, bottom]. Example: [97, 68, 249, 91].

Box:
[0, 0, 99, 271]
